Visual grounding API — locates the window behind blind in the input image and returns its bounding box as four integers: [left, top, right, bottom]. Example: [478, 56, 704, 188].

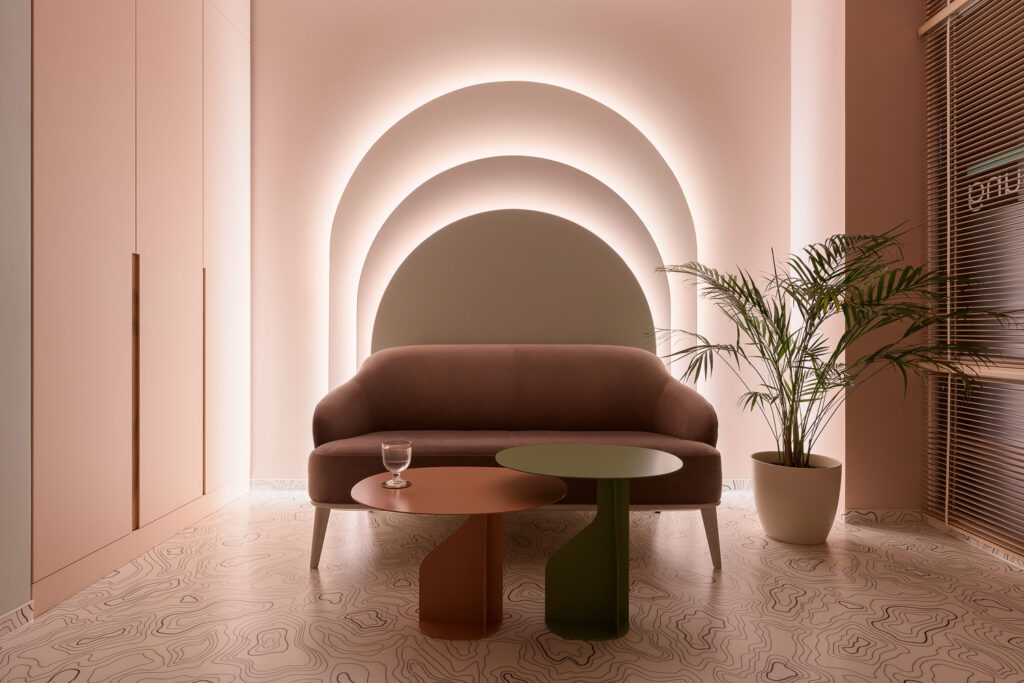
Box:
[924, 0, 1024, 560]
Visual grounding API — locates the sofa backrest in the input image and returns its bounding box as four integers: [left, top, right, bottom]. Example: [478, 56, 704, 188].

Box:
[352, 344, 674, 432]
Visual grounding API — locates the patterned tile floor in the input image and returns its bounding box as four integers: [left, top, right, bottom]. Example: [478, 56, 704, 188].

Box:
[2, 491, 1024, 682]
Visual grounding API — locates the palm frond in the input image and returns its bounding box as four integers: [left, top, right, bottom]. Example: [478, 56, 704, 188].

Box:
[660, 229, 1016, 464]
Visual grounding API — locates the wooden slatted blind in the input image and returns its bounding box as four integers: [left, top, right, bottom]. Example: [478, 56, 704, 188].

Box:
[926, 0, 950, 21]
[924, 0, 1024, 560]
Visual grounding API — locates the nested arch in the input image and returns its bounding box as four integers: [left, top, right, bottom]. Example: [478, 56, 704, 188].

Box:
[330, 81, 697, 384]
[357, 156, 672, 365]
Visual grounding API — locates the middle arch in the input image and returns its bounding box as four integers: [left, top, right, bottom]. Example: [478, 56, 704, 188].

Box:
[329, 81, 698, 385]
[357, 156, 675, 366]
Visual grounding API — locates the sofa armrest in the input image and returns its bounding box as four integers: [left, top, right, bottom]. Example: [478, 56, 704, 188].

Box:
[311, 380, 374, 447]
[653, 381, 719, 447]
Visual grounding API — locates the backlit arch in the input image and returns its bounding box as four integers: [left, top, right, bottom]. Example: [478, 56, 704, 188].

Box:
[357, 156, 672, 365]
[329, 81, 697, 384]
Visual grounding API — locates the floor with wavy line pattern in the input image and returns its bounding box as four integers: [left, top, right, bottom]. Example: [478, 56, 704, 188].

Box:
[2, 490, 1024, 683]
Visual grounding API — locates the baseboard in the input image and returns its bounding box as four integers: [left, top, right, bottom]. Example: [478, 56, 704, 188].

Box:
[255, 478, 757, 493]
[0, 601, 32, 639]
[923, 514, 1024, 570]
[31, 478, 248, 615]
[841, 509, 924, 524]
[250, 478, 307, 490]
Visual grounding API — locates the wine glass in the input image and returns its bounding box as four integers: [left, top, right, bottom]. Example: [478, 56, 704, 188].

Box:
[381, 440, 412, 488]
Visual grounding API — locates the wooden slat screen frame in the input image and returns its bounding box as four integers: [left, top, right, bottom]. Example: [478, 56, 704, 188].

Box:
[924, 0, 1024, 561]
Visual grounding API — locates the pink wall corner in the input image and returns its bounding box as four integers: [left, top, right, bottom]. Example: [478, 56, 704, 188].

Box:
[790, 0, 847, 502]
[33, 0, 252, 600]
[208, 0, 249, 40]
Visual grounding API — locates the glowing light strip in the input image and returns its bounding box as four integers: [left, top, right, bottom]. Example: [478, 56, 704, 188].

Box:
[327, 81, 697, 384]
[356, 156, 672, 365]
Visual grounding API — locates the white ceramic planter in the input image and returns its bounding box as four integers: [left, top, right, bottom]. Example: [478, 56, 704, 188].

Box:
[751, 451, 842, 545]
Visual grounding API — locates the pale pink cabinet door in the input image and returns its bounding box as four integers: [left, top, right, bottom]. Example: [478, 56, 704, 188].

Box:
[203, 1, 252, 492]
[136, 0, 205, 525]
[32, 0, 136, 580]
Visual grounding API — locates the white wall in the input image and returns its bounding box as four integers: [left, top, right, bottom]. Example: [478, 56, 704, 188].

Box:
[0, 0, 33, 618]
[252, 0, 792, 479]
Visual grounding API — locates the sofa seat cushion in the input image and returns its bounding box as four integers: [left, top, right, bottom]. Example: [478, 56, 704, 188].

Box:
[309, 430, 722, 506]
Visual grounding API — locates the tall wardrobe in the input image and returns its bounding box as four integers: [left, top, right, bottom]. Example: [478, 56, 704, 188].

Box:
[32, 0, 251, 612]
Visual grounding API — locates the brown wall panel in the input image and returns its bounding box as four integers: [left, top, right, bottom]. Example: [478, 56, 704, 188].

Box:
[32, 0, 136, 579]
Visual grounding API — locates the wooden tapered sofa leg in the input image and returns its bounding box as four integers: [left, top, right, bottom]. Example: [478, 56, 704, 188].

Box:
[701, 506, 722, 570]
[310, 506, 331, 569]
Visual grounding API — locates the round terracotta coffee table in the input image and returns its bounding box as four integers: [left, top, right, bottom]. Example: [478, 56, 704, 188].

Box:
[497, 444, 682, 640]
[351, 466, 566, 639]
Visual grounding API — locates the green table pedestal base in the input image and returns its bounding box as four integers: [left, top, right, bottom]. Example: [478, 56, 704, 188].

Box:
[545, 478, 629, 640]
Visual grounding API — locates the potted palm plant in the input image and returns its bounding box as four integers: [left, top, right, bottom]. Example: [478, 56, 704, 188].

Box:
[660, 230, 1008, 544]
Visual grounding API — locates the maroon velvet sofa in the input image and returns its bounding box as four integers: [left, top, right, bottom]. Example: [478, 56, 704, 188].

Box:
[308, 344, 723, 568]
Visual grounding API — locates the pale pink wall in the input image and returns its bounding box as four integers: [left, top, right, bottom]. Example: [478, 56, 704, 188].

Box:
[790, 0, 926, 511]
[252, 0, 792, 479]
[790, 0, 846, 484]
[204, 0, 253, 493]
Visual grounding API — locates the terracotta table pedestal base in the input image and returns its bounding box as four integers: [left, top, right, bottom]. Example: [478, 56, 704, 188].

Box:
[419, 513, 503, 639]
[350, 467, 566, 640]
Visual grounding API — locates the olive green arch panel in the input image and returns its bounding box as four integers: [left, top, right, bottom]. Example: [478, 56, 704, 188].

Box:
[372, 210, 655, 353]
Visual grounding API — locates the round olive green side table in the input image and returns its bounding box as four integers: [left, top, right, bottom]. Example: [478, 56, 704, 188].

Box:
[497, 444, 682, 640]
